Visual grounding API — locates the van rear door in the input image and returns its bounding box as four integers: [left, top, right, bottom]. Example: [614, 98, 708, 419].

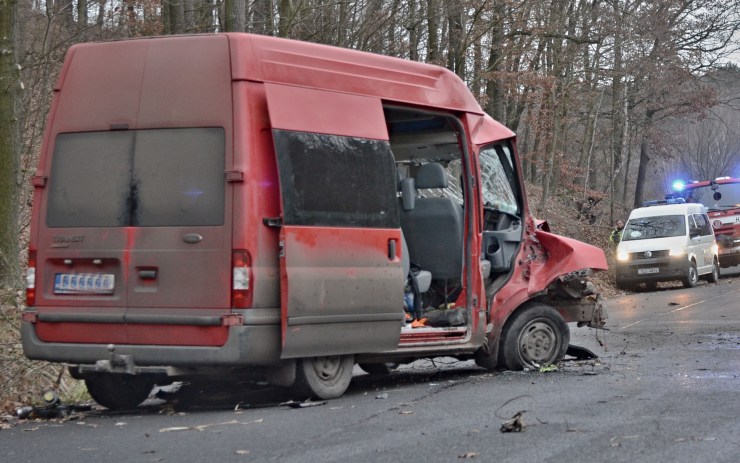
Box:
[33, 36, 234, 347]
[264, 84, 403, 358]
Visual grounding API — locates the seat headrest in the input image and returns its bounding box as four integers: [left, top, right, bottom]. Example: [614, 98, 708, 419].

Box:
[415, 163, 448, 189]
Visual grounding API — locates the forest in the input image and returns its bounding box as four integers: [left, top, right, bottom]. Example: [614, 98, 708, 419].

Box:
[1, 0, 740, 409]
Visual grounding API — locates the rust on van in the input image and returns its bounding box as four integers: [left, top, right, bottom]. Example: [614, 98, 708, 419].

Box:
[23, 33, 607, 408]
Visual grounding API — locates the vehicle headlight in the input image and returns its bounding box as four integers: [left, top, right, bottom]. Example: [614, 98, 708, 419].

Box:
[669, 248, 687, 257]
[617, 249, 629, 261]
[711, 243, 719, 255]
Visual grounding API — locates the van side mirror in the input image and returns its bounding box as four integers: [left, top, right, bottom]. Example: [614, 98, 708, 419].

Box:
[689, 227, 702, 238]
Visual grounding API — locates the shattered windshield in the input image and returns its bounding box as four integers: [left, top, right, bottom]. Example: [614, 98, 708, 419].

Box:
[622, 215, 686, 241]
[680, 182, 740, 211]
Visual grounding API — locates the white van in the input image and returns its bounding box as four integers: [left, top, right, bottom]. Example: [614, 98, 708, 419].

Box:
[615, 201, 719, 290]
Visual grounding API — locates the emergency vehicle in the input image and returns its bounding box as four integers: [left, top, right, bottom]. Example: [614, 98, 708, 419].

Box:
[671, 177, 740, 267]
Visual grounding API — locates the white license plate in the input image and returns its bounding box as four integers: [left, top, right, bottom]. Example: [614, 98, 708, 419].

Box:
[638, 268, 659, 275]
[54, 273, 115, 294]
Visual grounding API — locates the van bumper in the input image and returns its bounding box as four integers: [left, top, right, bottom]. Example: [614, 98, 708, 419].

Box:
[21, 308, 282, 368]
[615, 258, 689, 284]
[718, 244, 740, 267]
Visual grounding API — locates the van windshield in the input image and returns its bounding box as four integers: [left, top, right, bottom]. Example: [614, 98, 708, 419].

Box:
[622, 215, 686, 241]
[47, 128, 225, 227]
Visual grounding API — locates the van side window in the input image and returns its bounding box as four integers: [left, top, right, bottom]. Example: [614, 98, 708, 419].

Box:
[47, 128, 225, 227]
[693, 214, 712, 236]
[272, 130, 399, 228]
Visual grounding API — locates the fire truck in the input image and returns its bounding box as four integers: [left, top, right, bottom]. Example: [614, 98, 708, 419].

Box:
[670, 177, 740, 268]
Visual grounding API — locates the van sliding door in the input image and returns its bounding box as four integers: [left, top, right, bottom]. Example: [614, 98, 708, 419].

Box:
[264, 84, 403, 358]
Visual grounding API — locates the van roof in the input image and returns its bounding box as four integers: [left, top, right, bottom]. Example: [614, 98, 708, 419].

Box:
[628, 203, 705, 220]
[56, 33, 514, 142]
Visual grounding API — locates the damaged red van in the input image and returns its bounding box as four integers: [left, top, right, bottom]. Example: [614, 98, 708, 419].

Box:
[23, 33, 607, 408]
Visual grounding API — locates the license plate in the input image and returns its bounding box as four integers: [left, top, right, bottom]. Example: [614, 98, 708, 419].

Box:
[54, 273, 115, 294]
[638, 267, 659, 275]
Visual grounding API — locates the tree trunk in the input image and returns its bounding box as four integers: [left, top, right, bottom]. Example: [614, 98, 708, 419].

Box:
[0, 0, 20, 287]
[77, 0, 88, 28]
[633, 111, 655, 208]
[426, 0, 439, 64]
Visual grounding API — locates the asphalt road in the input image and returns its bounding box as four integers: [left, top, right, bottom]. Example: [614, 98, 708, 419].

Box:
[3, 268, 739, 463]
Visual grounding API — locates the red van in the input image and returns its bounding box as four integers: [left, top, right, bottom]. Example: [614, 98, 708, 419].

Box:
[22, 33, 607, 408]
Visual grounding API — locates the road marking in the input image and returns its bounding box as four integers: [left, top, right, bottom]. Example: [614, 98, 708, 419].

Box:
[618, 287, 740, 331]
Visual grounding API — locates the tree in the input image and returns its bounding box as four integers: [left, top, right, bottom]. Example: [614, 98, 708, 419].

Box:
[0, 0, 20, 288]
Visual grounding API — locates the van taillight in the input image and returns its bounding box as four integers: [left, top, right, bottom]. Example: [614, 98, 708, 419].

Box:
[232, 250, 252, 308]
[26, 250, 36, 307]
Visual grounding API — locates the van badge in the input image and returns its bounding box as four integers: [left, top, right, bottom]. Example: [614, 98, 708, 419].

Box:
[51, 235, 84, 247]
[644, 251, 652, 258]
[183, 233, 203, 244]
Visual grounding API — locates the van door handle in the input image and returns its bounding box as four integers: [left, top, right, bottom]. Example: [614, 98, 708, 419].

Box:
[138, 269, 157, 280]
[388, 239, 397, 260]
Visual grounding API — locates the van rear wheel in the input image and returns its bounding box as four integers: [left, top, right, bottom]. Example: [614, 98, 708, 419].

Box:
[499, 303, 569, 370]
[84, 374, 155, 410]
[704, 258, 720, 283]
[292, 355, 354, 400]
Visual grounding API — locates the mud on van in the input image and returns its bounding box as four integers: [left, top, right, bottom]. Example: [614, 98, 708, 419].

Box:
[23, 33, 608, 408]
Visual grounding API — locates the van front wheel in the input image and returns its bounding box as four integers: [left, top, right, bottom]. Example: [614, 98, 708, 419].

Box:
[84, 374, 155, 410]
[499, 303, 569, 370]
[292, 355, 354, 400]
[682, 261, 699, 288]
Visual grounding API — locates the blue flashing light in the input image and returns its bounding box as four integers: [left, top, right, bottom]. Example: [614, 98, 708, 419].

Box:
[672, 180, 685, 192]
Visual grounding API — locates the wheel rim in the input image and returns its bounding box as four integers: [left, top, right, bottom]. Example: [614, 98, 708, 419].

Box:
[311, 356, 343, 383]
[517, 320, 559, 365]
[689, 266, 697, 283]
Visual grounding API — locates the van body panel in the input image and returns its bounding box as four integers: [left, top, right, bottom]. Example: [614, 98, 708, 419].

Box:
[279, 227, 404, 358]
[229, 34, 482, 114]
[233, 81, 282, 309]
[466, 113, 516, 145]
[264, 84, 388, 139]
[529, 230, 608, 291]
[23, 322, 281, 366]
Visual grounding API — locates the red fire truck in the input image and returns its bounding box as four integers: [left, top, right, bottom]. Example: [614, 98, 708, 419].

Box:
[671, 177, 740, 268]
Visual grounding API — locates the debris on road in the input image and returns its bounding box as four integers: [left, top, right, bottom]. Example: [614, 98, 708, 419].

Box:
[500, 411, 527, 433]
[281, 399, 327, 409]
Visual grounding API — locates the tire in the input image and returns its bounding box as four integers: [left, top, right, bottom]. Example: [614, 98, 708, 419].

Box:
[292, 355, 354, 400]
[682, 261, 699, 288]
[704, 258, 720, 283]
[358, 362, 399, 375]
[498, 303, 570, 370]
[84, 374, 155, 410]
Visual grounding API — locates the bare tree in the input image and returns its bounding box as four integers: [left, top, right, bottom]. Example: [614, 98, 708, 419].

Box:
[0, 0, 21, 288]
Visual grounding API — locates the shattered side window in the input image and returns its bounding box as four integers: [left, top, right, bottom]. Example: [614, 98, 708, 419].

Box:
[480, 144, 520, 216]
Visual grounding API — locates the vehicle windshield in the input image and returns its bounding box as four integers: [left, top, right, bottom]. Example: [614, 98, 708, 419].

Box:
[679, 182, 740, 211]
[622, 215, 686, 241]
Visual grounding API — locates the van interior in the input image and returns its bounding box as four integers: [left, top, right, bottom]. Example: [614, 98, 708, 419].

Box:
[384, 106, 523, 336]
